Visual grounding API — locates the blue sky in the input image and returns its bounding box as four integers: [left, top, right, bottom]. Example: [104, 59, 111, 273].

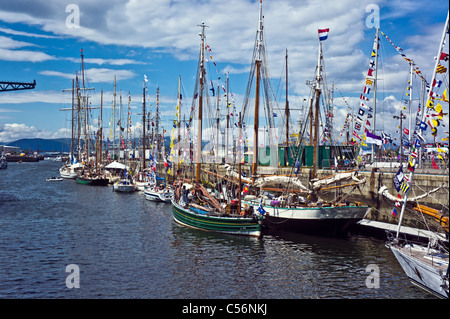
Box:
[0, 0, 448, 145]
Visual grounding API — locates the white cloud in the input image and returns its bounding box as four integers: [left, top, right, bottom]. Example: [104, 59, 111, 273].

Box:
[0, 90, 64, 104]
[40, 68, 137, 83]
[0, 26, 60, 39]
[64, 57, 146, 66]
[0, 48, 55, 62]
[0, 123, 69, 142]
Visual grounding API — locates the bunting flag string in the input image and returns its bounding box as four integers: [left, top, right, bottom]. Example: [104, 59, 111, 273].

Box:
[352, 32, 378, 143]
[380, 30, 428, 85]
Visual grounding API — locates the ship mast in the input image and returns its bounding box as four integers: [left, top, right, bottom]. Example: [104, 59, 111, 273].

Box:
[312, 37, 323, 179]
[177, 75, 182, 171]
[252, 0, 263, 183]
[371, 27, 379, 164]
[195, 22, 208, 182]
[395, 12, 449, 240]
[285, 48, 290, 148]
[142, 78, 147, 170]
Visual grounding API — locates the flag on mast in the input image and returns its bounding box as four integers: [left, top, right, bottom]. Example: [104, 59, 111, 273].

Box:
[318, 28, 329, 41]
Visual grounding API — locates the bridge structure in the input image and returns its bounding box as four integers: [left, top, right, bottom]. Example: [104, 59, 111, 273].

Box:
[0, 80, 36, 92]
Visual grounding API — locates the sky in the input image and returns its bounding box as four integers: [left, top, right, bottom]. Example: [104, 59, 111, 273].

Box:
[0, 0, 448, 147]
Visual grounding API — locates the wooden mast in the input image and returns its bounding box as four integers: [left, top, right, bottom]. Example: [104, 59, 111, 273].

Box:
[312, 35, 323, 180]
[285, 48, 289, 148]
[225, 73, 229, 164]
[113, 75, 116, 161]
[99, 89, 103, 170]
[142, 78, 146, 170]
[195, 22, 208, 183]
[80, 48, 89, 170]
[371, 27, 379, 164]
[252, 0, 263, 184]
[177, 75, 181, 171]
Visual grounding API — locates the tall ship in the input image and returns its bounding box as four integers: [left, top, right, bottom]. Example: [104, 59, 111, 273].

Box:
[232, 1, 369, 236]
[171, 21, 262, 238]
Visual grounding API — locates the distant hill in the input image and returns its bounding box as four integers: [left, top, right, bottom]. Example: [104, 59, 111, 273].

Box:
[5, 137, 173, 153]
[5, 138, 72, 152]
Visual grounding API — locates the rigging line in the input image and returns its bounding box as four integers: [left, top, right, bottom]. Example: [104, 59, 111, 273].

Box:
[413, 183, 450, 211]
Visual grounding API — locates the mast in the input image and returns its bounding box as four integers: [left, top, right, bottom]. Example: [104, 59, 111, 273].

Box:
[156, 87, 160, 161]
[216, 83, 220, 163]
[195, 22, 208, 182]
[76, 75, 81, 161]
[252, 0, 263, 183]
[127, 92, 131, 163]
[99, 89, 103, 170]
[408, 61, 414, 143]
[71, 79, 75, 162]
[80, 49, 89, 169]
[177, 76, 181, 171]
[395, 12, 449, 239]
[312, 38, 323, 179]
[143, 79, 147, 171]
[225, 72, 230, 164]
[119, 94, 122, 161]
[113, 75, 116, 161]
[371, 27, 379, 164]
[285, 48, 289, 148]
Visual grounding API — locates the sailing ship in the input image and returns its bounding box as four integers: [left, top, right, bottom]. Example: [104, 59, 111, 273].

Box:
[385, 12, 449, 299]
[60, 77, 84, 179]
[233, 1, 369, 236]
[171, 21, 262, 238]
[74, 50, 108, 186]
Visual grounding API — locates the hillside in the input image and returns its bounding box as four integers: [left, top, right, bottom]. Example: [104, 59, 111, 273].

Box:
[4, 137, 173, 153]
[5, 138, 72, 152]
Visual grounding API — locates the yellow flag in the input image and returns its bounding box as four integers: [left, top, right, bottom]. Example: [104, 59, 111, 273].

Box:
[361, 141, 367, 147]
[437, 147, 445, 153]
[438, 154, 443, 160]
[426, 99, 434, 108]
[443, 88, 448, 102]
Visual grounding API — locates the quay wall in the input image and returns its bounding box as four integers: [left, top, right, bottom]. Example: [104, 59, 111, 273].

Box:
[161, 163, 448, 228]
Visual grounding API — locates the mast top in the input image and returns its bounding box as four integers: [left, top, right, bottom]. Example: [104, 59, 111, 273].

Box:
[256, 0, 264, 61]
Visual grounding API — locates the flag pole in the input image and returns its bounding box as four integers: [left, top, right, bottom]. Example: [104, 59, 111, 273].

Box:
[395, 11, 449, 240]
[371, 27, 379, 165]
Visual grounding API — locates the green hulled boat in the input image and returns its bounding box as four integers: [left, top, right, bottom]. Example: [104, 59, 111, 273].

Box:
[171, 198, 262, 238]
[76, 176, 92, 185]
[76, 175, 108, 186]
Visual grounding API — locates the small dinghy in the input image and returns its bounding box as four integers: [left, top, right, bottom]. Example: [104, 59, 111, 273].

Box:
[46, 176, 63, 182]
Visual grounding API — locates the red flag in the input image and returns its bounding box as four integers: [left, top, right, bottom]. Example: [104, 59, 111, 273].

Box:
[432, 156, 439, 169]
[440, 52, 449, 61]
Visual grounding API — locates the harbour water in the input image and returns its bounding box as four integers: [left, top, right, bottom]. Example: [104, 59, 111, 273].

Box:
[0, 160, 436, 299]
